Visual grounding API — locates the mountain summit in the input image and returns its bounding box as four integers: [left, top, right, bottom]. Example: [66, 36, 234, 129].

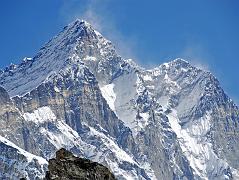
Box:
[0, 20, 239, 180]
[0, 19, 110, 97]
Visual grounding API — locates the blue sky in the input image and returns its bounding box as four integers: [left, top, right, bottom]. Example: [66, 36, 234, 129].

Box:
[0, 0, 238, 104]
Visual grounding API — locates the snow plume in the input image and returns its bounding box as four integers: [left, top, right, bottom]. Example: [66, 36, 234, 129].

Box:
[60, 0, 108, 32]
[179, 43, 211, 72]
[59, 0, 141, 61]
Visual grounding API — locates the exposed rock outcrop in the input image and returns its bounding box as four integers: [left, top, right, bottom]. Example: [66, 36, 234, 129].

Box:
[45, 148, 116, 180]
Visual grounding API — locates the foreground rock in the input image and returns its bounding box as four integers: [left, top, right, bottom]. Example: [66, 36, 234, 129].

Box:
[45, 148, 116, 180]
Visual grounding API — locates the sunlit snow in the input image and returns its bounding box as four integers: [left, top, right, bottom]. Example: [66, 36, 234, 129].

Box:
[100, 84, 116, 111]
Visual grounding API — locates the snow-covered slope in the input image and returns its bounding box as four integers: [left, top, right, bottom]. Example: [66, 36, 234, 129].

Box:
[0, 19, 239, 180]
[0, 135, 47, 179]
[22, 106, 156, 179]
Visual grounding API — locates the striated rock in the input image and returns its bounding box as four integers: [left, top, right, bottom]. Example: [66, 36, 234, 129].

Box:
[45, 148, 116, 180]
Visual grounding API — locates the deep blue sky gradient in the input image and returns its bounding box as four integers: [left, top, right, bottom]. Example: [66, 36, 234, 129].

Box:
[0, 0, 238, 103]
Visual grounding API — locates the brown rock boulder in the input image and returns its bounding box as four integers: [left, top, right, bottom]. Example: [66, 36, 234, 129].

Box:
[45, 148, 116, 180]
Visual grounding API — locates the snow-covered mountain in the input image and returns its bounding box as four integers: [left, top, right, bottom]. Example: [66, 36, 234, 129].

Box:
[0, 19, 239, 180]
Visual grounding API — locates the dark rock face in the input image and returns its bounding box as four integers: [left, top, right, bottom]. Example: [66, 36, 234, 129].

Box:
[0, 86, 10, 105]
[45, 148, 116, 180]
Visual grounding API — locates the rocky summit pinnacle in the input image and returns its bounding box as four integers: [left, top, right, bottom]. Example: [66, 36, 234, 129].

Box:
[0, 19, 239, 180]
[62, 19, 97, 39]
[45, 148, 116, 180]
